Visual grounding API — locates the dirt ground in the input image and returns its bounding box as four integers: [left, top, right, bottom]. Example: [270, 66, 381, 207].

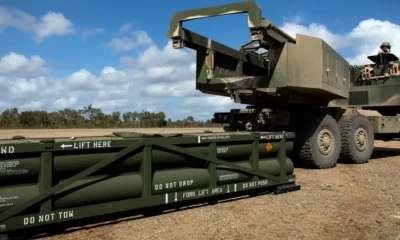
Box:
[0, 128, 399, 240]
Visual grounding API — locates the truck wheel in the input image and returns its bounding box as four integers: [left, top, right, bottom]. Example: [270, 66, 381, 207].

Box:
[223, 126, 233, 132]
[339, 111, 374, 164]
[297, 114, 341, 169]
[245, 121, 260, 131]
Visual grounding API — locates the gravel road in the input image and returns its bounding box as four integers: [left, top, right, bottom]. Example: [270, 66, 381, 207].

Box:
[0, 129, 399, 240]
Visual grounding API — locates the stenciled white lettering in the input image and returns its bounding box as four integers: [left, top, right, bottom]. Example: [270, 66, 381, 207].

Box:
[179, 180, 194, 187]
[0, 146, 15, 154]
[217, 147, 229, 154]
[154, 179, 194, 191]
[197, 189, 208, 196]
[242, 180, 269, 189]
[0, 161, 29, 176]
[23, 210, 74, 226]
[219, 174, 239, 181]
[93, 141, 112, 148]
[73, 141, 112, 149]
[38, 213, 55, 223]
[201, 135, 231, 141]
[182, 191, 196, 198]
[211, 187, 223, 194]
[261, 134, 285, 140]
[74, 142, 90, 149]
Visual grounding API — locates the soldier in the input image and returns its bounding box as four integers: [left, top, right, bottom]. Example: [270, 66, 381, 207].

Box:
[378, 42, 391, 55]
[377, 42, 392, 76]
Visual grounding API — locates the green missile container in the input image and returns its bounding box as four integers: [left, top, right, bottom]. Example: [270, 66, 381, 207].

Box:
[0, 131, 299, 236]
[53, 172, 143, 209]
[0, 184, 39, 214]
[0, 173, 143, 213]
[0, 141, 293, 184]
[152, 157, 294, 193]
[0, 157, 293, 213]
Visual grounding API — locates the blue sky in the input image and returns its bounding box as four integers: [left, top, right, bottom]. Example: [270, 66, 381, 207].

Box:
[1, 0, 399, 121]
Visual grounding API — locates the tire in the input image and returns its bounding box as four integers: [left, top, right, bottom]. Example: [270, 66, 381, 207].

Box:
[296, 114, 341, 169]
[339, 111, 374, 164]
[223, 126, 232, 132]
[245, 121, 260, 132]
[224, 121, 242, 132]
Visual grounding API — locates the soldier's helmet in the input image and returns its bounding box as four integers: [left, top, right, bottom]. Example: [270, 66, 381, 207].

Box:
[380, 42, 391, 50]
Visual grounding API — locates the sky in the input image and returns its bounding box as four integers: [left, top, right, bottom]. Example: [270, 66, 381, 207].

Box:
[1, 0, 400, 121]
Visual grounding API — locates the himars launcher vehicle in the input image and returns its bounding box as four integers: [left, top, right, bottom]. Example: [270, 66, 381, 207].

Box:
[167, 0, 400, 169]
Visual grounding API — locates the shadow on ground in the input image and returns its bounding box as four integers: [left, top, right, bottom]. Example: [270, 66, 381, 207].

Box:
[371, 147, 400, 159]
[291, 144, 400, 169]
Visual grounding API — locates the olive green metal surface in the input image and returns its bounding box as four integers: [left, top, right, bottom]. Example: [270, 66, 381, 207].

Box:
[166, 1, 399, 137]
[167, 0, 349, 107]
[0, 131, 298, 235]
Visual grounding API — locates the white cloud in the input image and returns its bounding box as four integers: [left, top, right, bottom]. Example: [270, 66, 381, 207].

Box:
[0, 7, 36, 33]
[346, 19, 400, 64]
[20, 101, 44, 111]
[9, 78, 39, 96]
[282, 12, 304, 25]
[0, 7, 75, 42]
[93, 99, 129, 110]
[98, 88, 128, 100]
[52, 97, 78, 109]
[0, 35, 238, 119]
[65, 69, 100, 91]
[99, 66, 130, 85]
[280, 14, 400, 65]
[137, 40, 192, 68]
[184, 96, 234, 109]
[82, 28, 103, 40]
[107, 37, 138, 52]
[119, 56, 135, 67]
[34, 12, 75, 42]
[281, 22, 351, 49]
[0, 52, 49, 78]
[141, 81, 197, 97]
[119, 23, 131, 32]
[106, 30, 152, 52]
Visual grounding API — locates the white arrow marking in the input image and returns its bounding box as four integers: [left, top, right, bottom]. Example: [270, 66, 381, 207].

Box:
[174, 192, 177, 202]
[61, 144, 72, 148]
[165, 193, 168, 204]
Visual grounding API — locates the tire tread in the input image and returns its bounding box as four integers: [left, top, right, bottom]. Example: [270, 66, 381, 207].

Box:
[338, 110, 373, 164]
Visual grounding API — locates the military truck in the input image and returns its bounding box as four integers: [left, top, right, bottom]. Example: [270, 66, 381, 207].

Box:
[166, 0, 400, 169]
[0, 2, 305, 237]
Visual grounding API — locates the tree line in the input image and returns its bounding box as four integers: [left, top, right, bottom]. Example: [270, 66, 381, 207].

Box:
[0, 104, 222, 129]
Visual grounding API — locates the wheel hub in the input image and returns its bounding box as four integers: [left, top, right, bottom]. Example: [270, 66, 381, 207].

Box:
[245, 122, 253, 131]
[318, 128, 334, 155]
[355, 127, 368, 151]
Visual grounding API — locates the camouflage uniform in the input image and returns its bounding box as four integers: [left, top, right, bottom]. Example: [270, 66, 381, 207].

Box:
[377, 42, 392, 76]
[378, 42, 391, 54]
